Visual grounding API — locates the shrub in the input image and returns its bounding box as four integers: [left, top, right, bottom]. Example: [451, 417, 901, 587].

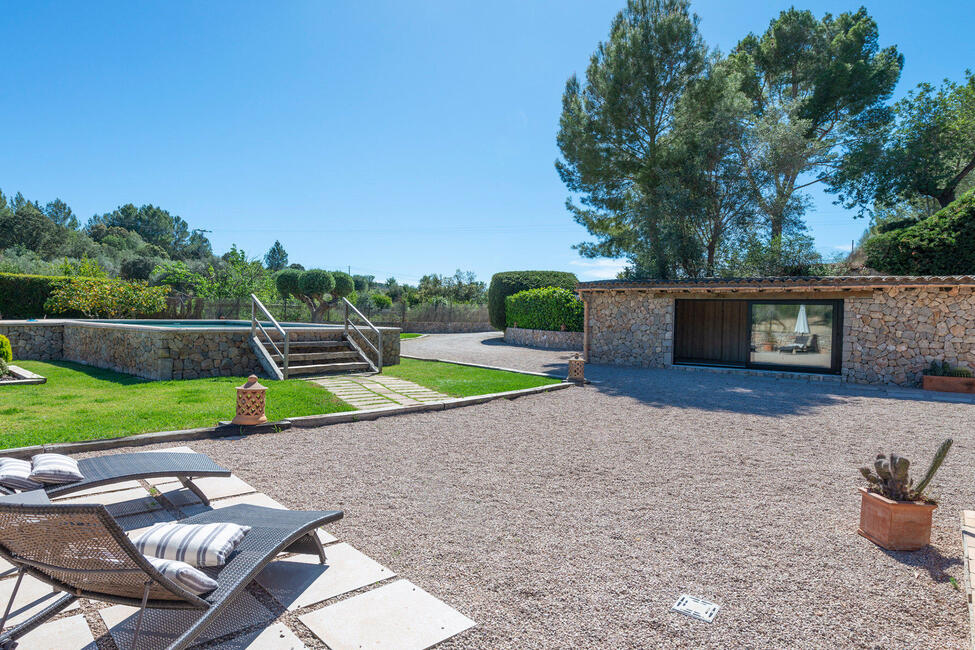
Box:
[298, 269, 335, 299]
[487, 271, 578, 330]
[0, 334, 11, 362]
[275, 268, 303, 299]
[44, 278, 169, 318]
[371, 293, 393, 309]
[505, 287, 583, 332]
[863, 189, 975, 274]
[0, 357, 8, 377]
[331, 271, 355, 300]
[120, 257, 157, 280]
[0, 272, 74, 318]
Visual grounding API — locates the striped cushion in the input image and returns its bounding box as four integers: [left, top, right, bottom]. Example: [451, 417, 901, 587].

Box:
[132, 522, 251, 567]
[0, 458, 43, 491]
[144, 556, 217, 595]
[28, 453, 84, 484]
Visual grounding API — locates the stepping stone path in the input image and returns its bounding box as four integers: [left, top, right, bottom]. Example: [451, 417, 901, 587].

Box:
[312, 374, 449, 408]
[1, 445, 474, 649]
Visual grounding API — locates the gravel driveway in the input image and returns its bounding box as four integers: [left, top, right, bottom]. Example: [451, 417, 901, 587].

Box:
[402, 331, 576, 376]
[106, 349, 974, 649]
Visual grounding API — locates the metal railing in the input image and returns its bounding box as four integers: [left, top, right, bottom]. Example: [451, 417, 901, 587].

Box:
[251, 294, 290, 379]
[343, 297, 382, 372]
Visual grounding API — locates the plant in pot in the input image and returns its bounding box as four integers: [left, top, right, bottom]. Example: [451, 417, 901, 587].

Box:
[857, 439, 952, 551]
[922, 360, 975, 394]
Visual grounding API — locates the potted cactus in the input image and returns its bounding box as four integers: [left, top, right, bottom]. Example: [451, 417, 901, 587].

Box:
[857, 439, 952, 551]
[922, 360, 975, 394]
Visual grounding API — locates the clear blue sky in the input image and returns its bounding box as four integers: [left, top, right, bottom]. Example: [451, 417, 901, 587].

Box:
[0, 1, 971, 282]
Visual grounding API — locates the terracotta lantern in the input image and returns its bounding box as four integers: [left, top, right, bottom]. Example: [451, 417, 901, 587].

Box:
[567, 354, 585, 383]
[231, 375, 268, 425]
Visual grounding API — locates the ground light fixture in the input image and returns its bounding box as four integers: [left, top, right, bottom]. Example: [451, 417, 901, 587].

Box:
[567, 353, 586, 383]
[672, 595, 720, 623]
[230, 374, 269, 425]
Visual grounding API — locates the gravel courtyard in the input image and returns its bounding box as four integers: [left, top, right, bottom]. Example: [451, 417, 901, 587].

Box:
[110, 336, 973, 648]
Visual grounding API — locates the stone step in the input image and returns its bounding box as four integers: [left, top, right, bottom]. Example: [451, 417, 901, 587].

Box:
[286, 340, 353, 350]
[287, 362, 371, 375]
[274, 351, 361, 363]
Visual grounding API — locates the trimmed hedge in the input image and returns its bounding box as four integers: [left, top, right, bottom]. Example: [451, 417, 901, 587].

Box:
[0, 334, 11, 362]
[487, 271, 578, 330]
[0, 273, 73, 319]
[864, 189, 975, 274]
[505, 287, 583, 332]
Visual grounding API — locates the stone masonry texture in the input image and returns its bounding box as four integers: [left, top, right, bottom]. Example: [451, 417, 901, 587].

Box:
[581, 286, 975, 387]
[0, 321, 400, 381]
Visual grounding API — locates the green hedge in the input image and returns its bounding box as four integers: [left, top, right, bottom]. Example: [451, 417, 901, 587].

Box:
[505, 287, 583, 332]
[487, 271, 578, 330]
[864, 189, 975, 274]
[0, 273, 72, 318]
[0, 273, 117, 319]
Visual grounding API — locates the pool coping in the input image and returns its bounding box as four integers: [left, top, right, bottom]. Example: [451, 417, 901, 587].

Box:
[0, 381, 574, 458]
[0, 319, 389, 334]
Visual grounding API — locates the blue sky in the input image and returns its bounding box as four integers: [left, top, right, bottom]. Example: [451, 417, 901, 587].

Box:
[0, 1, 971, 282]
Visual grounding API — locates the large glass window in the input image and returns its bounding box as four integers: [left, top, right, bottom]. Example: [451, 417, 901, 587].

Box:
[749, 302, 835, 370]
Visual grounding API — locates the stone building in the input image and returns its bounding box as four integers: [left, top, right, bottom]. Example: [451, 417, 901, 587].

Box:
[576, 276, 975, 387]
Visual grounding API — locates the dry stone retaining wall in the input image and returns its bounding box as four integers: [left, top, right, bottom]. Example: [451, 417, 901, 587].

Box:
[0, 320, 400, 381]
[0, 322, 62, 360]
[504, 327, 582, 350]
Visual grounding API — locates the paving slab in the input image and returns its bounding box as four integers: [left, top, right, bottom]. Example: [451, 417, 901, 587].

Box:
[224, 622, 307, 649]
[257, 543, 394, 610]
[65, 479, 143, 497]
[299, 579, 475, 650]
[13, 614, 95, 649]
[56, 486, 161, 517]
[99, 591, 272, 649]
[0, 574, 80, 629]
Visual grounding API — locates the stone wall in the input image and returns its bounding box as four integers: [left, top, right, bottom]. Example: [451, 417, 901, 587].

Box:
[0, 320, 401, 381]
[584, 291, 674, 367]
[843, 286, 975, 386]
[581, 286, 975, 387]
[0, 322, 62, 361]
[504, 327, 583, 350]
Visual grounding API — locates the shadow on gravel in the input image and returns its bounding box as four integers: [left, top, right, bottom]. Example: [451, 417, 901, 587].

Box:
[583, 364, 860, 417]
[880, 545, 963, 584]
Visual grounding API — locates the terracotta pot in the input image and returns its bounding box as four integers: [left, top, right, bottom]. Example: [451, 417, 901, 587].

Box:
[857, 487, 936, 551]
[923, 375, 975, 394]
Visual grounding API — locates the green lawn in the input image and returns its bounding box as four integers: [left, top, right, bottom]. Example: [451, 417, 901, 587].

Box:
[382, 358, 560, 397]
[399, 332, 423, 339]
[1, 361, 353, 450]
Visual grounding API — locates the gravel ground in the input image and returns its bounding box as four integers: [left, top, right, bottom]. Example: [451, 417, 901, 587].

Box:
[97, 353, 975, 649]
[402, 331, 576, 375]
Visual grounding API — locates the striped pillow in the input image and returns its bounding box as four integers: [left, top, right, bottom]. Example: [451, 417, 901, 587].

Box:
[0, 458, 43, 491]
[29, 454, 84, 484]
[144, 556, 218, 595]
[132, 522, 251, 567]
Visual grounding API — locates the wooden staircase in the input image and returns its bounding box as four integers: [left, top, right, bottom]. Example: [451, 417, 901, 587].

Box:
[248, 294, 383, 380]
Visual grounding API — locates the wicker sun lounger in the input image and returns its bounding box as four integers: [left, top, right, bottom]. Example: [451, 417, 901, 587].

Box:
[0, 497, 342, 649]
[0, 452, 231, 505]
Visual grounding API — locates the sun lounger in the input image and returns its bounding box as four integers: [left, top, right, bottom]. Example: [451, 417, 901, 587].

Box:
[778, 334, 818, 354]
[0, 452, 231, 505]
[0, 496, 342, 649]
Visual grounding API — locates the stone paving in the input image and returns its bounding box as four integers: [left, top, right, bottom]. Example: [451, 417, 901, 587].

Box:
[0, 446, 474, 649]
[312, 374, 449, 408]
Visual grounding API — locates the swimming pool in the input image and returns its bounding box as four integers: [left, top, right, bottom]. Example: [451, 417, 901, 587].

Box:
[88, 319, 340, 329]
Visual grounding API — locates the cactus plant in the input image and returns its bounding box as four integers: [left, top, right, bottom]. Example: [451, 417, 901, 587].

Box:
[859, 439, 953, 503]
[924, 360, 972, 377]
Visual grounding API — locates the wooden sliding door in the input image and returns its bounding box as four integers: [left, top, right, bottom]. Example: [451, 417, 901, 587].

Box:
[674, 299, 748, 366]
